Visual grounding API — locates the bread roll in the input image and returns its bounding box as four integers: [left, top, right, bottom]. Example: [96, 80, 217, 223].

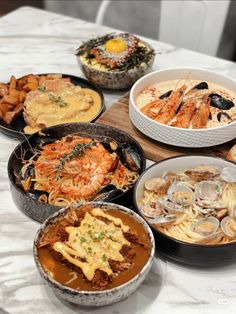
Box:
[227, 144, 236, 162]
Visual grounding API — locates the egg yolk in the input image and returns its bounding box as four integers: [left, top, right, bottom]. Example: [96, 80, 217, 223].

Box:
[105, 38, 127, 53]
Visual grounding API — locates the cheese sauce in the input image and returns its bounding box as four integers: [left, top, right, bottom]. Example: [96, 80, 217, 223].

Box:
[24, 86, 101, 134]
[38, 208, 151, 291]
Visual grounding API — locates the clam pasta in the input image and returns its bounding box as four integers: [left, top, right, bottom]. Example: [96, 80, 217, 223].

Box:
[139, 165, 236, 245]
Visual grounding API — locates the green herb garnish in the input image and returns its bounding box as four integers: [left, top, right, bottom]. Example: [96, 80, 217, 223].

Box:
[48, 92, 68, 108]
[76, 33, 113, 56]
[87, 247, 92, 253]
[57, 141, 97, 174]
[80, 237, 86, 244]
[38, 86, 47, 92]
[102, 254, 107, 261]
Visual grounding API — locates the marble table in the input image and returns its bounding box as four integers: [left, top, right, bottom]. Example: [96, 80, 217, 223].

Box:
[0, 6, 236, 314]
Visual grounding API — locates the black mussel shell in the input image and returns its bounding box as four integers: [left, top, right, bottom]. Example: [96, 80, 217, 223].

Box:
[27, 189, 49, 201]
[159, 90, 172, 99]
[209, 93, 234, 110]
[101, 138, 120, 153]
[19, 163, 35, 181]
[121, 146, 141, 171]
[192, 82, 208, 90]
[93, 185, 123, 201]
[217, 112, 233, 123]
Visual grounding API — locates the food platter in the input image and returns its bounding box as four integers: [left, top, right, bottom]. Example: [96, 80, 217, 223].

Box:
[129, 68, 236, 147]
[0, 74, 104, 140]
[8, 122, 145, 222]
[134, 155, 236, 267]
[33, 202, 155, 306]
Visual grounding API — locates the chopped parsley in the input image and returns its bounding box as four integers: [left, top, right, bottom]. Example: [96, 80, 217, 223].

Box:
[102, 254, 107, 261]
[80, 237, 86, 244]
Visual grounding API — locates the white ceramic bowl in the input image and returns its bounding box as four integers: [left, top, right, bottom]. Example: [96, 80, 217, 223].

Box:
[129, 68, 236, 147]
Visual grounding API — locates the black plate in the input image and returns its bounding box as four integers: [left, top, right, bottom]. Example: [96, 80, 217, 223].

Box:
[8, 122, 145, 223]
[134, 155, 236, 266]
[0, 74, 104, 140]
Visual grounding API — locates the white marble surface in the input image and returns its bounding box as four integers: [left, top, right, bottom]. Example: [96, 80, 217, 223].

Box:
[0, 6, 236, 314]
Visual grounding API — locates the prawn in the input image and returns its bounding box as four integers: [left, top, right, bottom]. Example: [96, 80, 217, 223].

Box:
[191, 100, 210, 128]
[141, 98, 166, 119]
[172, 99, 196, 128]
[154, 85, 187, 124]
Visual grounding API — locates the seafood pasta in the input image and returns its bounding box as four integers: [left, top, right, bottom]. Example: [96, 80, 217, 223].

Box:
[136, 79, 236, 129]
[19, 135, 140, 206]
[139, 165, 236, 245]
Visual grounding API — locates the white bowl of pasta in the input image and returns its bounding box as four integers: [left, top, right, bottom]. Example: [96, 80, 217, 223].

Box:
[129, 68, 236, 147]
[134, 155, 236, 266]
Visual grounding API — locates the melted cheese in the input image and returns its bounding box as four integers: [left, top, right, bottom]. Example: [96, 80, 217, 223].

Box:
[92, 207, 130, 232]
[24, 86, 101, 134]
[53, 211, 130, 281]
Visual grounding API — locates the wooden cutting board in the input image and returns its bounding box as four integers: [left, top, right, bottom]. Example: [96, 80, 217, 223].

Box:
[96, 93, 235, 162]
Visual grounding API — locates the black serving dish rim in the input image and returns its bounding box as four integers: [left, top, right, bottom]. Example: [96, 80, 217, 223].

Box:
[0, 73, 104, 140]
[8, 122, 146, 222]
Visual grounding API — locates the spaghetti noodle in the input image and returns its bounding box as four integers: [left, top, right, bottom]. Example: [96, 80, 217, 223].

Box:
[139, 166, 236, 245]
[19, 135, 139, 206]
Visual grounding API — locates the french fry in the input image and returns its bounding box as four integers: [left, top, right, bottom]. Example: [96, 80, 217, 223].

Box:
[22, 82, 38, 91]
[2, 94, 18, 106]
[9, 75, 17, 92]
[0, 83, 8, 97]
[0, 102, 13, 115]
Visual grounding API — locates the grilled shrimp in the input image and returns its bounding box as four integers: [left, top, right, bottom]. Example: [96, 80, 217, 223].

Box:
[191, 100, 210, 128]
[141, 99, 166, 119]
[171, 99, 196, 128]
[154, 85, 187, 124]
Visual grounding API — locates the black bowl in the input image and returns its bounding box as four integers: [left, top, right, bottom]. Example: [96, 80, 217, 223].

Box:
[8, 122, 145, 223]
[134, 155, 236, 266]
[0, 73, 104, 140]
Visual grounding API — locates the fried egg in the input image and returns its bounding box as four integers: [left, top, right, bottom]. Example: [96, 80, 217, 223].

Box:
[90, 33, 139, 69]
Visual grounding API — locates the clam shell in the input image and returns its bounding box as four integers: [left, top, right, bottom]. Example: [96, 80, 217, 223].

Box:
[220, 167, 236, 183]
[221, 216, 236, 238]
[195, 180, 222, 201]
[167, 183, 195, 206]
[144, 177, 170, 194]
[190, 217, 220, 237]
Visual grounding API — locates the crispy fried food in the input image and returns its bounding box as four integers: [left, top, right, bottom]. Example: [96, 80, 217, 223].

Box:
[0, 74, 71, 125]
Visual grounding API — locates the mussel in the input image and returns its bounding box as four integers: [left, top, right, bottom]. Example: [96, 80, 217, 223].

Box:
[121, 146, 141, 171]
[159, 90, 172, 99]
[27, 189, 49, 202]
[217, 112, 232, 123]
[208, 93, 234, 110]
[191, 81, 208, 91]
[93, 185, 123, 201]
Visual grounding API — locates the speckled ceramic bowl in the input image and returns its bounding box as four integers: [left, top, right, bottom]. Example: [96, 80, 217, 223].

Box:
[33, 202, 155, 306]
[76, 40, 155, 90]
[8, 122, 145, 223]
